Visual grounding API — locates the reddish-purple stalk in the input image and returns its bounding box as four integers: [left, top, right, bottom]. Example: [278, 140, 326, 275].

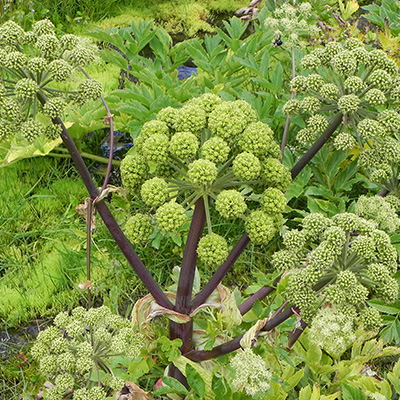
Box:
[53, 117, 173, 310]
[288, 319, 308, 348]
[291, 113, 343, 179]
[185, 307, 294, 361]
[170, 198, 206, 354]
[238, 285, 275, 315]
[46, 91, 349, 378]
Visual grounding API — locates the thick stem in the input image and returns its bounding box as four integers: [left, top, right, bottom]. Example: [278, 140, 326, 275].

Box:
[238, 275, 281, 315]
[190, 234, 250, 312]
[288, 319, 308, 348]
[53, 117, 173, 309]
[378, 188, 389, 197]
[86, 198, 93, 308]
[170, 198, 206, 355]
[175, 198, 206, 313]
[78, 67, 115, 193]
[291, 113, 343, 179]
[238, 285, 275, 315]
[185, 307, 294, 361]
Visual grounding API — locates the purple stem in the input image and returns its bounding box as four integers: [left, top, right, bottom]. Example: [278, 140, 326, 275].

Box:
[288, 319, 308, 348]
[170, 198, 206, 354]
[185, 307, 294, 361]
[54, 117, 173, 310]
[238, 286, 275, 315]
[291, 113, 343, 179]
[238, 275, 282, 315]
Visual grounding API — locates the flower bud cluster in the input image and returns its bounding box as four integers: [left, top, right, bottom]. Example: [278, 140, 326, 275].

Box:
[121, 94, 288, 243]
[31, 306, 143, 397]
[230, 348, 272, 396]
[355, 195, 400, 233]
[285, 38, 400, 169]
[197, 233, 228, 267]
[308, 306, 356, 358]
[275, 212, 398, 333]
[264, 2, 319, 48]
[0, 20, 101, 144]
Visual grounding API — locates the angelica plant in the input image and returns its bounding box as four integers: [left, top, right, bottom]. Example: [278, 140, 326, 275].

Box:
[31, 306, 144, 399]
[0, 19, 101, 143]
[264, 2, 320, 48]
[286, 37, 400, 183]
[121, 93, 290, 262]
[272, 212, 399, 355]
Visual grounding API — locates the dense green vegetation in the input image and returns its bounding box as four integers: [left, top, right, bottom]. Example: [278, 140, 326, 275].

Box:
[2, 0, 400, 399]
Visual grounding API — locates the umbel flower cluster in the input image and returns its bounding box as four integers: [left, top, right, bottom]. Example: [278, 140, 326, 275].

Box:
[0, 19, 101, 142]
[264, 2, 320, 48]
[272, 212, 398, 355]
[229, 348, 272, 396]
[355, 195, 400, 234]
[30, 306, 144, 400]
[283, 38, 400, 174]
[121, 94, 291, 266]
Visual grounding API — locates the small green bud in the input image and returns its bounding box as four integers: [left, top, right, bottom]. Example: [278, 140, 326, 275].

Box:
[201, 136, 230, 164]
[239, 122, 276, 159]
[232, 152, 261, 181]
[333, 131, 356, 150]
[27, 57, 47, 73]
[282, 99, 301, 116]
[141, 177, 169, 207]
[125, 214, 153, 244]
[260, 187, 286, 213]
[170, 132, 199, 161]
[59, 34, 80, 51]
[65, 46, 96, 66]
[245, 211, 277, 245]
[36, 34, 60, 58]
[337, 94, 360, 114]
[297, 128, 318, 146]
[364, 88, 386, 105]
[174, 104, 207, 133]
[359, 307, 382, 331]
[300, 96, 321, 114]
[261, 158, 291, 191]
[187, 159, 217, 186]
[197, 233, 228, 267]
[48, 59, 73, 81]
[215, 190, 247, 219]
[142, 133, 169, 163]
[344, 76, 366, 93]
[320, 83, 339, 100]
[156, 106, 178, 129]
[306, 114, 328, 133]
[367, 69, 392, 90]
[75, 79, 103, 104]
[121, 154, 149, 195]
[331, 50, 357, 76]
[43, 97, 67, 118]
[155, 201, 187, 234]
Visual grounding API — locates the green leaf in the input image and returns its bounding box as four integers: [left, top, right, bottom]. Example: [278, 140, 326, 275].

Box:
[380, 319, 400, 343]
[186, 364, 206, 398]
[341, 383, 368, 400]
[284, 369, 304, 391]
[158, 377, 190, 395]
[285, 181, 305, 202]
[367, 299, 400, 315]
[387, 359, 400, 393]
[212, 375, 232, 398]
[299, 386, 312, 400]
